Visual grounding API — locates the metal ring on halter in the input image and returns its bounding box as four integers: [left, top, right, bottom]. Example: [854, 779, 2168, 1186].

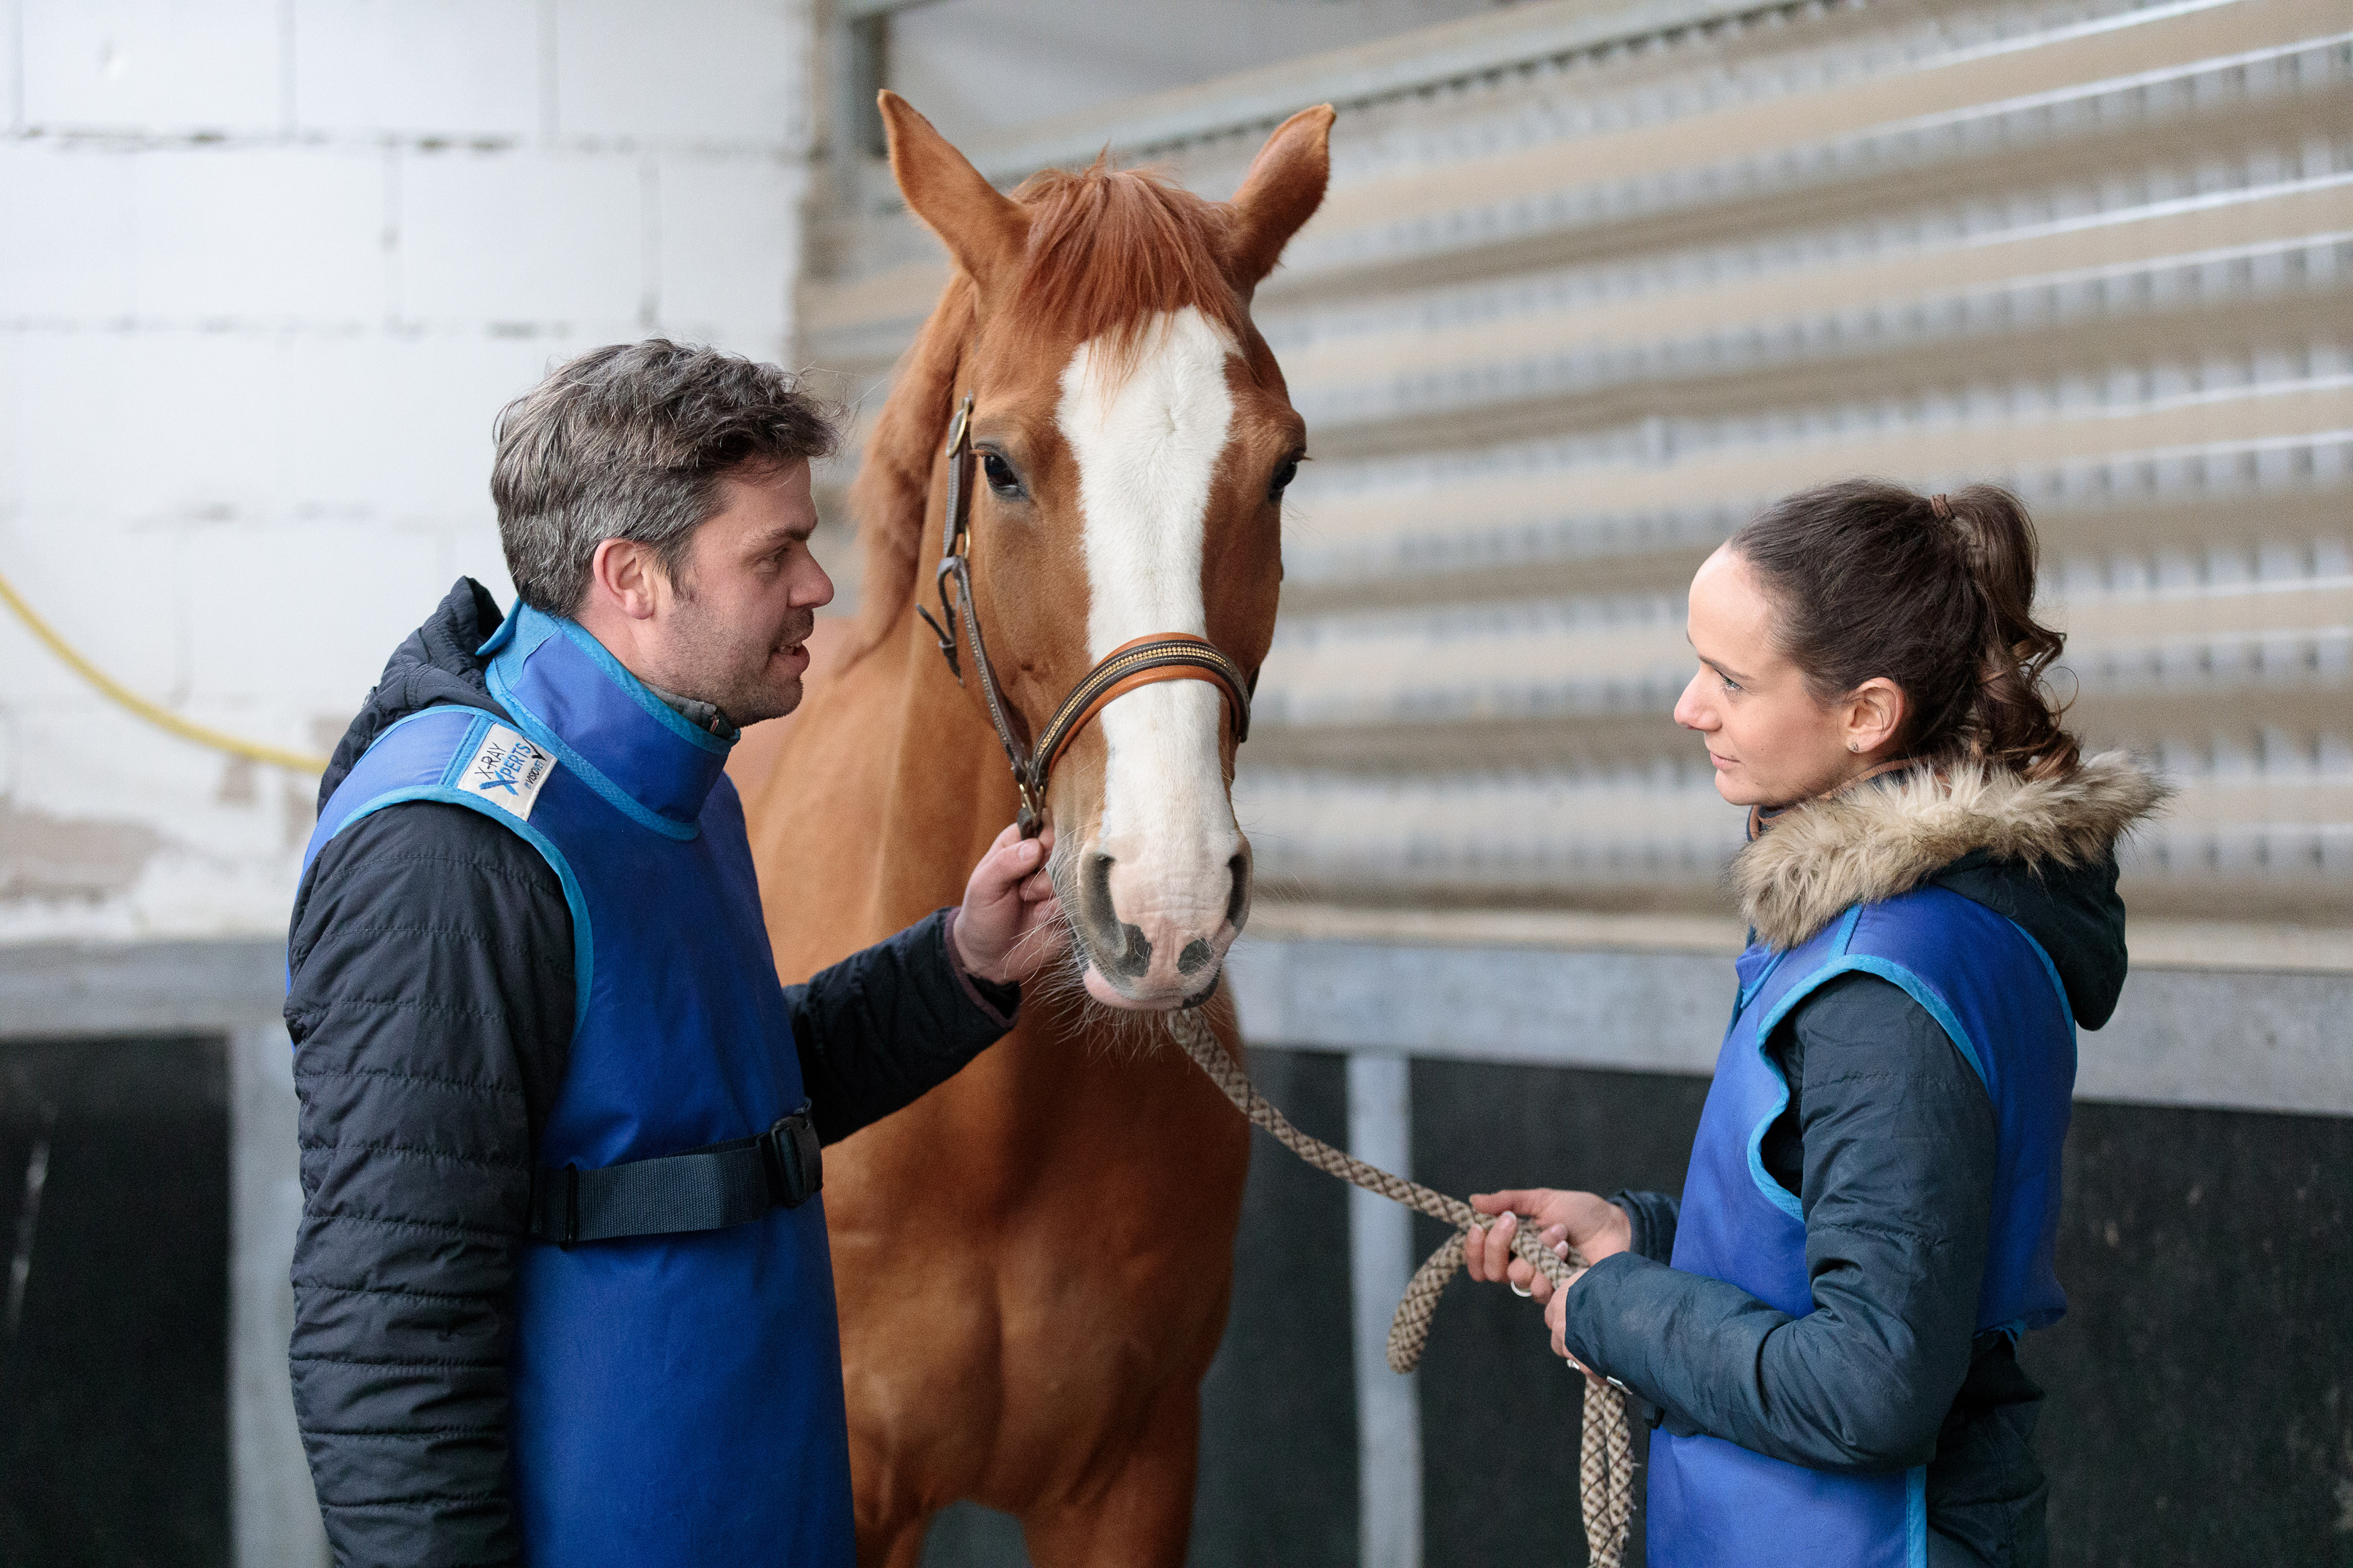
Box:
[918, 390, 1257, 840]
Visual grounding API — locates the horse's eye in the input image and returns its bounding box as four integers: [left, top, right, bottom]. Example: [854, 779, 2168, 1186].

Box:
[1267, 457, 1300, 503]
[982, 453, 1026, 499]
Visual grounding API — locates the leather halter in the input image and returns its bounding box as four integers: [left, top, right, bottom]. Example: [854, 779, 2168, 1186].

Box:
[915, 392, 1256, 839]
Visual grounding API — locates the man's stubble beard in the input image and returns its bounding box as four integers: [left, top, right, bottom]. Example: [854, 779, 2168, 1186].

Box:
[664, 586, 813, 729]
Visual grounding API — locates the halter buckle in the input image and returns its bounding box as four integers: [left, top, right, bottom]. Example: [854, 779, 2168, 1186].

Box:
[920, 556, 964, 677]
[944, 392, 972, 461]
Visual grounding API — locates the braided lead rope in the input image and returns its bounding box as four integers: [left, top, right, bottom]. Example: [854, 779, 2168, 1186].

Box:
[1167, 1009, 1635, 1567]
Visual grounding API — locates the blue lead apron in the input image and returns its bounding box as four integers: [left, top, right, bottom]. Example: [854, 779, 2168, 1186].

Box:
[1648, 888, 2077, 1568]
[297, 602, 856, 1567]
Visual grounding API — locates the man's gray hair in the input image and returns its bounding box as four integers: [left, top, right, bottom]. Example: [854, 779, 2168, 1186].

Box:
[492, 340, 841, 613]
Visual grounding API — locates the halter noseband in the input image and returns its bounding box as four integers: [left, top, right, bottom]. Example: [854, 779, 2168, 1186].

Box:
[915, 392, 1256, 839]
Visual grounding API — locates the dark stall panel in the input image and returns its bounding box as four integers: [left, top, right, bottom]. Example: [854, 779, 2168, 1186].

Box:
[1410, 1061, 1714, 1568]
[2026, 1102, 2353, 1568]
[1189, 1046, 1359, 1568]
[0, 1035, 229, 1568]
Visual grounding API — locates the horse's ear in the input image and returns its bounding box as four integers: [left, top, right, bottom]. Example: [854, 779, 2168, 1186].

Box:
[1224, 104, 1334, 287]
[880, 91, 1028, 292]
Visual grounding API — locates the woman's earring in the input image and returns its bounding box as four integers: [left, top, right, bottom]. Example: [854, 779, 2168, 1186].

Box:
[1848, 742, 1861, 752]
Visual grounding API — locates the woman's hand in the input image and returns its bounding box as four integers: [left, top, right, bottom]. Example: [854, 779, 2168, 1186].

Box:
[1464, 1189, 1629, 1381]
[1462, 1188, 1632, 1305]
[953, 823, 1066, 985]
[1545, 1283, 1600, 1381]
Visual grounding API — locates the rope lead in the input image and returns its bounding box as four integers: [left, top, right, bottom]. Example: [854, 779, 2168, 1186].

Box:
[1168, 1007, 1636, 1567]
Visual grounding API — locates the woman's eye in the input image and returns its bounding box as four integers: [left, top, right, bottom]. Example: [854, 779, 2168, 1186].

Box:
[982, 453, 1025, 498]
[1267, 457, 1300, 503]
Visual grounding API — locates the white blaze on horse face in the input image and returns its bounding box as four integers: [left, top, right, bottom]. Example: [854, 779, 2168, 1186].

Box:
[1058, 306, 1246, 997]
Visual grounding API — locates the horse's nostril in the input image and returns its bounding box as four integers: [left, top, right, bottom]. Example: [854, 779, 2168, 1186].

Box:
[1177, 939, 1214, 976]
[1084, 850, 1153, 979]
[1225, 853, 1250, 930]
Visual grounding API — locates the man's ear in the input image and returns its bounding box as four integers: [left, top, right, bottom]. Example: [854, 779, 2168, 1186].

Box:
[589, 537, 663, 622]
[880, 91, 1028, 295]
[1225, 104, 1334, 289]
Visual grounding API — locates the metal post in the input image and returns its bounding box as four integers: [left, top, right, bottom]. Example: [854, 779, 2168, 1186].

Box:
[230, 1020, 326, 1568]
[829, 0, 952, 207]
[828, 5, 888, 198]
[1346, 1050, 1421, 1568]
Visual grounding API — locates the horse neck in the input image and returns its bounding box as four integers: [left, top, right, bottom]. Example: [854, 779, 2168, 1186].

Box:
[858, 599, 1030, 925]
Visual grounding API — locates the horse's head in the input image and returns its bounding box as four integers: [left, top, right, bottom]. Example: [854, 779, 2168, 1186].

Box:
[857, 93, 1330, 1012]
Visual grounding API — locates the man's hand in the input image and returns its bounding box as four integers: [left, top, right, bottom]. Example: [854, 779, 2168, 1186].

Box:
[953, 823, 1067, 986]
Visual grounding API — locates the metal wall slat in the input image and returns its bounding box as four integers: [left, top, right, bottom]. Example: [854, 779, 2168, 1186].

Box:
[805, 0, 2353, 927]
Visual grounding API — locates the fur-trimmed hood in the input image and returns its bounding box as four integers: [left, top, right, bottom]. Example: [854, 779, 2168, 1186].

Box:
[1733, 752, 2168, 1027]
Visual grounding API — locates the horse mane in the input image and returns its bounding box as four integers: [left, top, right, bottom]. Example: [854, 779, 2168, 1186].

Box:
[845, 162, 1249, 661]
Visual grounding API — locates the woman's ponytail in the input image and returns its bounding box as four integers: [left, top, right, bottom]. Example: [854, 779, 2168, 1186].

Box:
[1729, 479, 2080, 781]
[1939, 486, 2079, 780]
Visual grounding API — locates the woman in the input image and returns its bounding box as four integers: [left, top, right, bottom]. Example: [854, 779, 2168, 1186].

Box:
[1466, 481, 2161, 1567]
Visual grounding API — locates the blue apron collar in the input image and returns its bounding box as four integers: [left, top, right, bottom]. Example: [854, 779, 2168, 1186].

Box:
[479, 601, 732, 839]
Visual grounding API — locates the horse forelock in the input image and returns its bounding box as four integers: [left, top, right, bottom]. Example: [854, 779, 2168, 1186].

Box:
[847, 161, 1252, 661]
[1008, 161, 1249, 370]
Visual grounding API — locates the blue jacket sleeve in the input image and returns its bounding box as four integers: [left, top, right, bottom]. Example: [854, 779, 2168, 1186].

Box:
[787, 908, 1018, 1146]
[1559, 971, 1997, 1472]
[1610, 1189, 1681, 1263]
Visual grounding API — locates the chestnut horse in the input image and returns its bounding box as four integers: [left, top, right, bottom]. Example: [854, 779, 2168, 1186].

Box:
[732, 95, 1333, 1566]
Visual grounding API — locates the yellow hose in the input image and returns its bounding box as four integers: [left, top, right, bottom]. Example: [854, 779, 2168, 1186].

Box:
[0, 566, 330, 775]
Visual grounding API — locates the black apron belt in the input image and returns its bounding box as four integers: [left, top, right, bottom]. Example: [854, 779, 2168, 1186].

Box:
[528, 1103, 822, 1248]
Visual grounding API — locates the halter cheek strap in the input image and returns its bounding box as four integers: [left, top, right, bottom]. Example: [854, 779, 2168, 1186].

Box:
[914, 392, 1257, 839]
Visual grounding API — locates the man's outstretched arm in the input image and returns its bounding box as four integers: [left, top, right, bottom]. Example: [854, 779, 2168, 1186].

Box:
[788, 826, 1060, 1144]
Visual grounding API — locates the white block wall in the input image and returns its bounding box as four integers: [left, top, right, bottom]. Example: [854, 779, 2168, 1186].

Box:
[0, 0, 815, 943]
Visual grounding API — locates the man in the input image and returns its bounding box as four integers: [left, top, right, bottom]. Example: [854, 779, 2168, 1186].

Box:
[284, 341, 1060, 1566]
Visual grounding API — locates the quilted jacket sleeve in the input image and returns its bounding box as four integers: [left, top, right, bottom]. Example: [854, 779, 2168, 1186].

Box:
[285, 802, 575, 1568]
[1609, 1188, 1682, 1264]
[1559, 971, 1997, 1472]
[787, 907, 1018, 1146]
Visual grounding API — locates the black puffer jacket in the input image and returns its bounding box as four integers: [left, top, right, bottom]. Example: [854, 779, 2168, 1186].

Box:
[284, 581, 1018, 1567]
[1565, 757, 2163, 1568]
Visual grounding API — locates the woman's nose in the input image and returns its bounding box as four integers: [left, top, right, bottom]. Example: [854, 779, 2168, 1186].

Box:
[1672, 670, 1713, 731]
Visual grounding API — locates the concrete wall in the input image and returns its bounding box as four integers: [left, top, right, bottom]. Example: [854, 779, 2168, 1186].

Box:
[0, 0, 815, 944]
